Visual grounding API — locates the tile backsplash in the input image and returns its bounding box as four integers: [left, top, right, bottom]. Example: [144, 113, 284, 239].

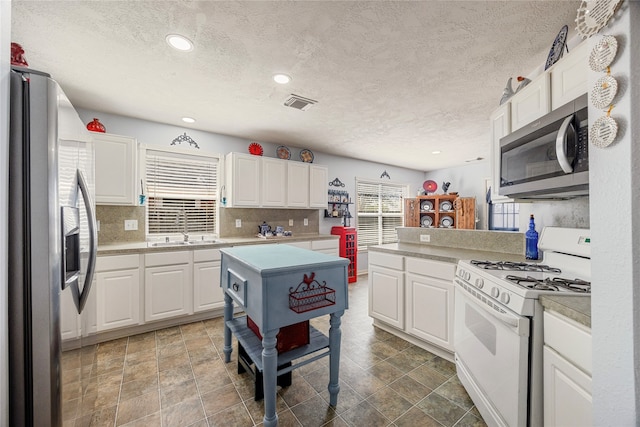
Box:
[96, 205, 146, 244]
[97, 205, 321, 244]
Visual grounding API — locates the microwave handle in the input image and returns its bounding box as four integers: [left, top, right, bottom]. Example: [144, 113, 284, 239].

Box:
[556, 115, 575, 173]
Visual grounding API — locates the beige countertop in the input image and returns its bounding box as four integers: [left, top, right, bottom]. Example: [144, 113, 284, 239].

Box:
[540, 295, 591, 328]
[369, 242, 529, 264]
[98, 234, 338, 255]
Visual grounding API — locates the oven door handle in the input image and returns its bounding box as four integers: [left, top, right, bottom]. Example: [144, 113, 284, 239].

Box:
[456, 282, 529, 336]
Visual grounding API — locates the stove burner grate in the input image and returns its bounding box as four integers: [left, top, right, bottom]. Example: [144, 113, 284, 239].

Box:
[505, 275, 591, 293]
[471, 260, 562, 274]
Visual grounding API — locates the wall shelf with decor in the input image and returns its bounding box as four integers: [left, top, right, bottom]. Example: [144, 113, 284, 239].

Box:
[404, 195, 476, 229]
[324, 189, 353, 224]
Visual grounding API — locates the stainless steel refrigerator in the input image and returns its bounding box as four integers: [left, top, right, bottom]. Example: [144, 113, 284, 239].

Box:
[8, 66, 97, 427]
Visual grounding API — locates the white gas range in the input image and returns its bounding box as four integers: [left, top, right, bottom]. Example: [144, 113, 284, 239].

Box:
[453, 227, 591, 427]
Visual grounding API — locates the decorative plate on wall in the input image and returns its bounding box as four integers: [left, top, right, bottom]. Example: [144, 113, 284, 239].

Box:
[591, 74, 618, 109]
[248, 142, 263, 156]
[588, 35, 618, 72]
[575, 0, 623, 39]
[590, 114, 618, 148]
[276, 145, 291, 160]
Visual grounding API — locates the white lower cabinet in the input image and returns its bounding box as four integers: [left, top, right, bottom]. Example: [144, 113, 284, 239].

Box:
[145, 251, 192, 322]
[193, 249, 224, 312]
[369, 251, 456, 355]
[368, 252, 405, 329]
[405, 257, 455, 351]
[95, 254, 142, 331]
[543, 310, 592, 426]
[311, 239, 339, 256]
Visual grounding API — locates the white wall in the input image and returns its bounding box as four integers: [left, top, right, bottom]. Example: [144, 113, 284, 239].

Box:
[589, 3, 640, 423]
[76, 108, 426, 237]
[1, 2, 11, 426]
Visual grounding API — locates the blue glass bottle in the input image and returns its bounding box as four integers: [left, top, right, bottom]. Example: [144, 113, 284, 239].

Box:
[525, 214, 539, 260]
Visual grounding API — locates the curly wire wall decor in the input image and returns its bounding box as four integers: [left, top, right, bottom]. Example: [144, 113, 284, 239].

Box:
[171, 132, 200, 149]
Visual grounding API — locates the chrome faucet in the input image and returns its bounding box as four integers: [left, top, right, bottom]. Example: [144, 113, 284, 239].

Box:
[176, 209, 189, 242]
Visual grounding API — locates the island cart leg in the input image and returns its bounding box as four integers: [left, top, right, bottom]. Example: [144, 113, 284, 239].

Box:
[261, 329, 279, 427]
[328, 310, 344, 406]
[223, 292, 233, 363]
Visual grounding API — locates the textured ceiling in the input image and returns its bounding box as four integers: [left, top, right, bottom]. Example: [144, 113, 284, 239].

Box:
[10, 1, 581, 171]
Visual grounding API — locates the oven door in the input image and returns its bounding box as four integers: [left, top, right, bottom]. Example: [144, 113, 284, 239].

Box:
[454, 282, 530, 427]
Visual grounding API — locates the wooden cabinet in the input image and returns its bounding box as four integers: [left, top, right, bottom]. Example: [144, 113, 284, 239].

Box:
[225, 152, 328, 208]
[489, 102, 513, 202]
[309, 164, 329, 208]
[510, 72, 550, 132]
[368, 252, 404, 329]
[193, 249, 225, 313]
[404, 198, 421, 227]
[405, 195, 474, 229]
[144, 251, 192, 322]
[94, 133, 138, 205]
[261, 157, 287, 207]
[543, 310, 592, 426]
[550, 41, 588, 110]
[286, 162, 309, 207]
[95, 254, 142, 332]
[405, 258, 455, 352]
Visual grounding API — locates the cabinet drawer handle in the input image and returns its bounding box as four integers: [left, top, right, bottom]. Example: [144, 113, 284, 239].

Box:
[232, 283, 239, 292]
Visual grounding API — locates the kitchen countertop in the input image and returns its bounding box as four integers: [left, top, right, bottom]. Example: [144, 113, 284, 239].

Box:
[540, 295, 591, 328]
[369, 242, 528, 264]
[98, 234, 338, 255]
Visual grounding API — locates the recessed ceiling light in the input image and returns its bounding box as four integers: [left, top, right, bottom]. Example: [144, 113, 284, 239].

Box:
[273, 73, 291, 84]
[166, 34, 194, 51]
[182, 117, 195, 123]
[432, 150, 442, 155]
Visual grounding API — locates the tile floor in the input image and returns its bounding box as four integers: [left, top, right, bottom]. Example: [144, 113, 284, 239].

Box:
[61, 276, 487, 427]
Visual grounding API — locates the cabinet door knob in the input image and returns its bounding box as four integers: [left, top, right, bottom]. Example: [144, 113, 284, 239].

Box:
[232, 283, 239, 292]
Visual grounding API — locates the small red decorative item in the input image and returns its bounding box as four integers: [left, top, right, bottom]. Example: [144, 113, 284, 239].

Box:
[86, 118, 106, 133]
[423, 180, 438, 193]
[248, 142, 263, 156]
[11, 42, 29, 67]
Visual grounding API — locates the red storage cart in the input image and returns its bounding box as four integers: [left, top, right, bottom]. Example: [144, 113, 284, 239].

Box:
[331, 226, 357, 283]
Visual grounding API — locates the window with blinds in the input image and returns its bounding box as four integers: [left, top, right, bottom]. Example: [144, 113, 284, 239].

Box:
[355, 180, 408, 248]
[145, 148, 219, 235]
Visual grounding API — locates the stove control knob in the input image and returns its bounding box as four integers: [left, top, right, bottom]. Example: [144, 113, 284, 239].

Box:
[501, 293, 510, 304]
[465, 272, 471, 281]
[491, 287, 500, 298]
[475, 278, 484, 289]
[457, 269, 464, 278]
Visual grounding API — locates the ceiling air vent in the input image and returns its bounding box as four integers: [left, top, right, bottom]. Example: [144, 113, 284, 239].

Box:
[284, 94, 317, 111]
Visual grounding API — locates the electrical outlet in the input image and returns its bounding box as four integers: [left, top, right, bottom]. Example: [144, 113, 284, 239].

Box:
[124, 219, 138, 231]
[289, 219, 294, 226]
[304, 218, 309, 226]
[420, 234, 430, 242]
[235, 219, 242, 228]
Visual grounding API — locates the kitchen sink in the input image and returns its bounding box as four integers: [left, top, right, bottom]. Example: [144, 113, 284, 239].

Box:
[148, 239, 225, 247]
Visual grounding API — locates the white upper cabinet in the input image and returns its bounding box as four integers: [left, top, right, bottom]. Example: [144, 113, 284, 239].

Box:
[510, 73, 551, 132]
[261, 157, 287, 207]
[489, 103, 512, 203]
[309, 164, 329, 208]
[225, 152, 327, 208]
[550, 41, 588, 110]
[94, 133, 138, 205]
[287, 162, 310, 207]
[225, 152, 261, 207]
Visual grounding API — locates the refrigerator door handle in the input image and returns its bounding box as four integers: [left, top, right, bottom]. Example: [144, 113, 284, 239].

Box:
[77, 169, 97, 313]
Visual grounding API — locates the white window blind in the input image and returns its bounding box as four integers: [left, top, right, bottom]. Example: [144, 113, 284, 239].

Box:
[356, 180, 407, 248]
[145, 149, 219, 235]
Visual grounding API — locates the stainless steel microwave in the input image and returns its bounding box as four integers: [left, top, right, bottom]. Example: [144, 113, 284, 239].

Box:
[500, 94, 589, 199]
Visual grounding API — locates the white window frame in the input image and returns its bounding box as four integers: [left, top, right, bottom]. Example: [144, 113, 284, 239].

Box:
[141, 145, 221, 238]
[355, 177, 409, 250]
